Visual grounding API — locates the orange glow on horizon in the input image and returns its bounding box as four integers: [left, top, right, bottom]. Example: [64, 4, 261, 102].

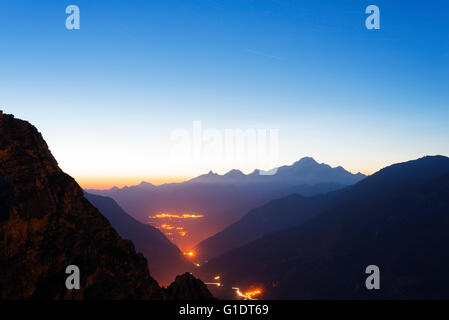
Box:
[74, 160, 375, 190]
[76, 176, 191, 190]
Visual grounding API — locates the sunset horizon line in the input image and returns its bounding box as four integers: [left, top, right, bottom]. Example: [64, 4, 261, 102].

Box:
[76, 159, 377, 190]
[76, 153, 448, 190]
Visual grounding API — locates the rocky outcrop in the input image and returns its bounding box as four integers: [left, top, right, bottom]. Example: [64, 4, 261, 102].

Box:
[165, 273, 215, 300]
[0, 112, 212, 300]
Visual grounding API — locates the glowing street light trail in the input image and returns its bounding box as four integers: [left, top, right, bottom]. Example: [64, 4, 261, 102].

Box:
[148, 213, 204, 219]
[205, 282, 222, 287]
[232, 287, 262, 300]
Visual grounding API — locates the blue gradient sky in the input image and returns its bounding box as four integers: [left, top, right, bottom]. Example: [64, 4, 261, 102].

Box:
[0, 0, 448, 188]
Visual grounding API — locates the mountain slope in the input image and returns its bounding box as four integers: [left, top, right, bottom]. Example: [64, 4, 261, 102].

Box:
[0, 112, 212, 300]
[195, 191, 341, 261]
[85, 193, 193, 285]
[198, 156, 449, 299]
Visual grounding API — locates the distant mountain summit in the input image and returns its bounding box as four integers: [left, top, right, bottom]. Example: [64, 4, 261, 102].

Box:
[224, 169, 245, 177]
[188, 157, 365, 186]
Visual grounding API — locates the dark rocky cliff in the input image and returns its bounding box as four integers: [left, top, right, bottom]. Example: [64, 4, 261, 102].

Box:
[0, 112, 211, 300]
[165, 273, 215, 300]
[84, 192, 194, 286]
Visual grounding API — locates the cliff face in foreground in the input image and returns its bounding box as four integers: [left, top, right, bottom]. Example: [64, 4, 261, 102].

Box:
[0, 112, 211, 300]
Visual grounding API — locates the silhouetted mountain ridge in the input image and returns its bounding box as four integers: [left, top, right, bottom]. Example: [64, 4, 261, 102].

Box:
[195, 190, 343, 260]
[87, 157, 365, 248]
[188, 157, 365, 185]
[85, 193, 193, 285]
[198, 155, 449, 299]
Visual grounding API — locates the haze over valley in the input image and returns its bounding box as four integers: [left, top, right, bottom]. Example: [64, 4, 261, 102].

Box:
[86, 157, 365, 255]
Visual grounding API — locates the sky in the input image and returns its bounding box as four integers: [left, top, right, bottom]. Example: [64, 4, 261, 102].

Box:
[0, 0, 448, 189]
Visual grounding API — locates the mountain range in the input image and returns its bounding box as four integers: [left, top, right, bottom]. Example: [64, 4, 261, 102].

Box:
[87, 157, 365, 250]
[195, 190, 342, 260]
[189, 157, 365, 186]
[197, 155, 449, 299]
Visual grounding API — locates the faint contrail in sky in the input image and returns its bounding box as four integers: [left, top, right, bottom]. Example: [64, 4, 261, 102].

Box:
[244, 49, 282, 60]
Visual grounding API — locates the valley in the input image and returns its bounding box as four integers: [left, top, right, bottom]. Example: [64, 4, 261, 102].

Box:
[86, 157, 363, 260]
